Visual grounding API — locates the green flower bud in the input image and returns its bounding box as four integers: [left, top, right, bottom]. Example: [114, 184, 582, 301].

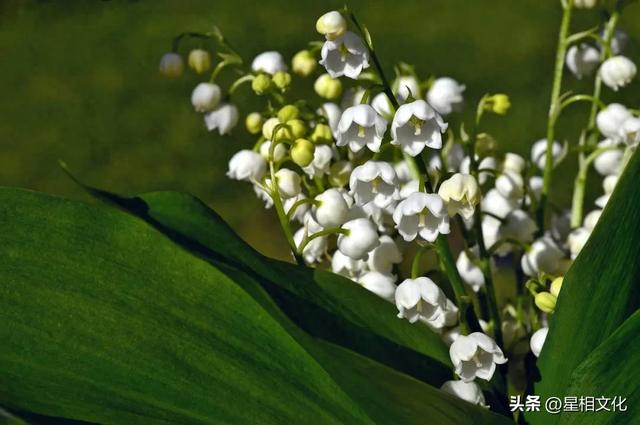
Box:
[287, 119, 307, 139]
[291, 138, 315, 167]
[314, 73, 342, 99]
[272, 71, 292, 90]
[245, 112, 264, 135]
[311, 123, 333, 144]
[535, 292, 557, 314]
[329, 160, 353, 187]
[550, 277, 563, 298]
[188, 49, 212, 74]
[252, 74, 272, 95]
[277, 105, 300, 122]
[292, 50, 317, 77]
[485, 94, 511, 115]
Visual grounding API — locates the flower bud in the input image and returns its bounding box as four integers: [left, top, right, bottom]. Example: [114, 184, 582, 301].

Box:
[566, 44, 599, 79]
[259, 140, 287, 162]
[600, 56, 637, 91]
[438, 173, 481, 220]
[535, 292, 557, 314]
[252, 74, 272, 95]
[574, 0, 598, 8]
[314, 188, 349, 227]
[245, 112, 264, 134]
[292, 50, 317, 76]
[503, 152, 526, 174]
[337, 218, 380, 260]
[287, 119, 307, 139]
[277, 105, 300, 122]
[426, 77, 464, 115]
[262, 117, 281, 140]
[329, 160, 352, 187]
[316, 11, 347, 40]
[159, 52, 184, 77]
[251, 51, 287, 75]
[311, 123, 334, 144]
[530, 327, 549, 358]
[275, 168, 301, 198]
[187, 49, 212, 74]
[191, 83, 221, 112]
[550, 277, 563, 298]
[272, 71, 292, 90]
[291, 138, 315, 167]
[485, 94, 511, 115]
[314, 73, 342, 99]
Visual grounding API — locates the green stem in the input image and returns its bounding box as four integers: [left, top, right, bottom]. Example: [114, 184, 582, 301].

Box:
[411, 245, 431, 279]
[539, 0, 574, 231]
[298, 227, 348, 254]
[286, 198, 320, 221]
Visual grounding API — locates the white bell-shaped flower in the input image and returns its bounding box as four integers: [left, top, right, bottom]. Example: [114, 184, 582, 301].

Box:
[227, 150, 267, 181]
[294, 217, 326, 264]
[594, 139, 623, 176]
[620, 116, 640, 147]
[251, 51, 287, 75]
[609, 29, 629, 55]
[456, 250, 485, 293]
[371, 93, 394, 120]
[392, 192, 450, 242]
[599, 56, 636, 91]
[337, 104, 387, 153]
[331, 250, 367, 279]
[502, 152, 526, 174]
[495, 170, 525, 200]
[531, 138, 563, 170]
[568, 227, 591, 259]
[357, 271, 396, 302]
[274, 168, 301, 198]
[259, 140, 287, 162]
[394, 277, 448, 328]
[584, 209, 602, 231]
[530, 327, 549, 358]
[191, 83, 222, 112]
[438, 173, 481, 220]
[158, 52, 184, 77]
[303, 144, 333, 177]
[481, 188, 519, 219]
[337, 218, 380, 260]
[390, 100, 448, 156]
[204, 103, 239, 135]
[315, 11, 347, 40]
[460, 156, 497, 185]
[597, 103, 631, 140]
[284, 194, 309, 224]
[449, 332, 507, 382]
[481, 215, 502, 253]
[502, 209, 537, 244]
[440, 380, 486, 407]
[565, 44, 600, 79]
[426, 77, 465, 115]
[596, 174, 618, 208]
[367, 235, 403, 274]
[349, 161, 399, 208]
[319, 102, 342, 137]
[393, 75, 421, 103]
[320, 31, 370, 79]
[521, 236, 564, 277]
[253, 182, 273, 208]
[314, 188, 350, 227]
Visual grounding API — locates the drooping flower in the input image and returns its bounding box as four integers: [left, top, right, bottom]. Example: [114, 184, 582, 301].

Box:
[337, 218, 380, 260]
[315, 11, 347, 40]
[314, 188, 350, 228]
[395, 277, 449, 329]
[337, 104, 387, 153]
[191, 83, 221, 112]
[367, 235, 403, 274]
[227, 150, 266, 182]
[390, 100, 448, 156]
[426, 77, 465, 115]
[188, 49, 211, 74]
[495, 170, 524, 200]
[449, 332, 507, 382]
[349, 161, 399, 208]
[593, 139, 623, 176]
[392, 192, 450, 242]
[393, 75, 421, 103]
[531, 138, 563, 170]
[481, 188, 519, 219]
[319, 31, 370, 79]
[596, 103, 632, 140]
[274, 168, 301, 199]
[357, 271, 396, 302]
[521, 236, 564, 277]
[331, 249, 367, 279]
[620, 116, 640, 147]
[600, 56, 636, 91]
[456, 250, 485, 293]
[565, 44, 600, 79]
[440, 381, 487, 407]
[438, 173, 481, 220]
[303, 144, 333, 178]
[204, 103, 239, 135]
[251, 51, 288, 75]
[158, 52, 184, 77]
[530, 327, 549, 358]
[294, 216, 326, 264]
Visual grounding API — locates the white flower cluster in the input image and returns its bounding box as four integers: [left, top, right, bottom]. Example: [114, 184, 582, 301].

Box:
[162, 6, 638, 410]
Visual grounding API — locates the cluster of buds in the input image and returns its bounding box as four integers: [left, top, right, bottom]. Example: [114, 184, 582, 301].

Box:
[162, 3, 638, 410]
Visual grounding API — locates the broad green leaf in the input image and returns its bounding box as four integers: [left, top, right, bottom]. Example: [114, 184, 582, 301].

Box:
[557, 310, 640, 425]
[529, 150, 640, 424]
[63, 172, 452, 385]
[0, 188, 373, 424]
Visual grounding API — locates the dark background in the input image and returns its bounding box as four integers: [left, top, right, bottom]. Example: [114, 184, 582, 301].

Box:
[1, 0, 638, 259]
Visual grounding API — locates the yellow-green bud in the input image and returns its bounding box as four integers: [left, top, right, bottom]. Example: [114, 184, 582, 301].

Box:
[287, 119, 307, 139]
[292, 50, 317, 77]
[535, 292, 557, 314]
[272, 71, 292, 90]
[314, 73, 342, 99]
[277, 105, 300, 122]
[550, 277, 563, 298]
[291, 138, 315, 167]
[188, 49, 212, 74]
[329, 160, 353, 187]
[311, 123, 333, 144]
[245, 112, 264, 135]
[485, 94, 511, 115]
[316, 11, 347, 40]
[252, 74, 272, 95]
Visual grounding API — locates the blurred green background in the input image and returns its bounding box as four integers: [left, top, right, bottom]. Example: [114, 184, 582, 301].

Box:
[1, 0, 638, 260]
